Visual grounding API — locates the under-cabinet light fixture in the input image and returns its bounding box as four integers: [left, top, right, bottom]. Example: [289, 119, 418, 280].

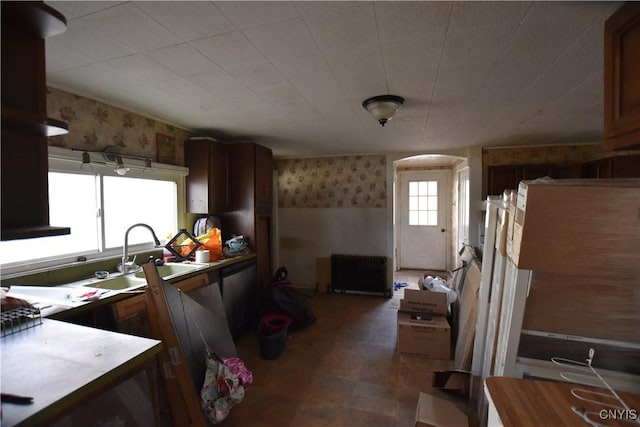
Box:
[114, 156, 130, 176]
[72, 146, 153, 175]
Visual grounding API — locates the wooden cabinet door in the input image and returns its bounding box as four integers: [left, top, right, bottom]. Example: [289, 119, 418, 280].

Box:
[486, 166, 522, 196]
[185, 138, 228, 213]
[486, 164, 554, 197]
[255, 144, 273, 211]
[208, 142, 229, 212]
[604, 3, 640, 150]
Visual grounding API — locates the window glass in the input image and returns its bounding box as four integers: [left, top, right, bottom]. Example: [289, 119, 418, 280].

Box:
[103, 176, 177, 248]
[408, 180, 438, 226]
[0, 172, 99, 264]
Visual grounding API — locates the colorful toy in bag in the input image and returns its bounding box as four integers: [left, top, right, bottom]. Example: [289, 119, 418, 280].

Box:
[200, 350, 253, 424]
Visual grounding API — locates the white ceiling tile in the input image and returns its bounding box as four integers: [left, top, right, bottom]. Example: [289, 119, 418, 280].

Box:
[304, 3, 377, 52]
[47, 1, 122, 19]
[149, 78, 227, 111]
[135, 1, 235, 41]
[53, 19, 135, 61]
[146, 44, 222, 77]
[244, 19, 344, 103]
[375, 2, 452, 43]
[214, 1, 300, 30]
[191, 31, 265, 68]
[190, 71, 266, 108]
[45, 38, 97, 73]
[47, 63, 138, 99]
[104, 54, 180, 83]
[82, 3, 182, 52]
[294, 2, 361, 20]
[226, 61, 286, 91]
[256, 84, 307, 106]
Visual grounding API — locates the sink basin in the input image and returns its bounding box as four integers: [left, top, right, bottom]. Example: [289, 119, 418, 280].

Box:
[83, 275, 146, 291]
[134, 263, 206, 280]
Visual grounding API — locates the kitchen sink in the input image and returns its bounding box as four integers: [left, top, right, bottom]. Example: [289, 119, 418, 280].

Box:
[134, 262, 207, 280]
[85, 275, 147, 290]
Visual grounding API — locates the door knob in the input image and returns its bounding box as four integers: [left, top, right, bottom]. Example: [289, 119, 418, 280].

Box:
[441, 229, 445, 232]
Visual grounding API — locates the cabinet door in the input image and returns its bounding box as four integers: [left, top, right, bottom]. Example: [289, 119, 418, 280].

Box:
[185, 139, 229, 213]
[255, 144, 273, 211]
[604, 3, 640, 150]
[209, 142, 229, 212]
[487, 166, 523, 196]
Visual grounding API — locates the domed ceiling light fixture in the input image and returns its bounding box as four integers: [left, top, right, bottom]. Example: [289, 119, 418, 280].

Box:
[362, 95, 405, 127]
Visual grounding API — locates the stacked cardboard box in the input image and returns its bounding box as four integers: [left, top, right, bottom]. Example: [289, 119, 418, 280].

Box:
[397, 288, 451, 360]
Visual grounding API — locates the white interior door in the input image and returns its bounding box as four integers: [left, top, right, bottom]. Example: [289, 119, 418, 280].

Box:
[397, 170, 450, 270]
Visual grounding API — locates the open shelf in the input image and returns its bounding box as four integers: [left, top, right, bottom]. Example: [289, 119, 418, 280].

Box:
[1, 225, 71, 241]
[2, 108, 69, 137]
[1, 2, 67, 38]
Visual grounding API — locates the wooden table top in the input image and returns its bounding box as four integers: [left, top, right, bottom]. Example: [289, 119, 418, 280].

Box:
[485, 376, 640, 427]
[1, 318, 162, 426]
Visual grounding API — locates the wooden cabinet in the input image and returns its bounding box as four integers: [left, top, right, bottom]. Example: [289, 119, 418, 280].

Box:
[185, 137, 229, 213]
[255, 144, 274, 212]
[112, 272, 213, 323]
[221, 143, 273, 289]
[1, 2, 70, 240]
[220, 259, 257, 339]
[485, 164, 555, 197]
[582, 154, 640, 178]
[604, 3, 640, 150]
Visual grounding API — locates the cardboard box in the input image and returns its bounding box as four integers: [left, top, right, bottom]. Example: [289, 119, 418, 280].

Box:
[415, 392, 469, 427]
[508, 179, 640, 273]
[400, 289, 448, 315]
[397, 311, 451, 360]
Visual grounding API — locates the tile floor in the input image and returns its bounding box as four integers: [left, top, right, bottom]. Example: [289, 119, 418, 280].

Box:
[222, 270, 477, 427]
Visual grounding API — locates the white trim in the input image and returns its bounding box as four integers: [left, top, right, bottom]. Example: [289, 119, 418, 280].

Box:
[48, 146, 189, 177]
[520, 330, 640, 351]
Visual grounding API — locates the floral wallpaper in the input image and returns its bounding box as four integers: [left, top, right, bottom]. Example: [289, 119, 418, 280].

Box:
[275, 155, 387, 208]
[46, 87, 189, 165]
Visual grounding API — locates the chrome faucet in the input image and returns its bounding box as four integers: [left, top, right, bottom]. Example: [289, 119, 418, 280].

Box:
[121, 223, 161, 274]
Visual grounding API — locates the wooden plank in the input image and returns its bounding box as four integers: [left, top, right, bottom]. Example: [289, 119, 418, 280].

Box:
[143, 263, 206, 427]
[522, 270, 639, 343]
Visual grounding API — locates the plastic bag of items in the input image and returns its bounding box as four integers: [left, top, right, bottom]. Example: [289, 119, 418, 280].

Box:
[418, 275, 457, 304]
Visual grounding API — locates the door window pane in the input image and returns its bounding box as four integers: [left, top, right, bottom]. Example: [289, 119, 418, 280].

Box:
[408, 180, 438, 226]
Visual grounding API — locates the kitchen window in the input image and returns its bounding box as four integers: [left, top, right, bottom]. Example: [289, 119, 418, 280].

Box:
[0, 147, 188, 276]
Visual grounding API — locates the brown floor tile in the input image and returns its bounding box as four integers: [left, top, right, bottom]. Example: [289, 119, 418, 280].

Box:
[223, 270, 475, 426]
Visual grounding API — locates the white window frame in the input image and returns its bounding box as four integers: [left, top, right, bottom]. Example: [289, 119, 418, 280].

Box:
[0, 146, 188, 277]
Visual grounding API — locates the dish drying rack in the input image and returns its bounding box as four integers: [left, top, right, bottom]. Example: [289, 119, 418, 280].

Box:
[552, 348, 640, 426]
[1, 306, 42, 338]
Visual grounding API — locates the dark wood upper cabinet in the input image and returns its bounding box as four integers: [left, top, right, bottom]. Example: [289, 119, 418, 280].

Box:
[604, 2, 640, 150]
[255, 144, 273, 213]
[185, 137, 229, 213]
[485, 164, 555, 197]
[1, 1, 70, 240]
[583, 155, 640, 178]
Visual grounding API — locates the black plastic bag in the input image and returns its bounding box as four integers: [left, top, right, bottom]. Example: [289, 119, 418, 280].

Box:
[261, 267, 316, 330]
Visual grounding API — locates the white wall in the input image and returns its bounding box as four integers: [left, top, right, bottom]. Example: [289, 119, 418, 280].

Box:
[277, 207, 387, 287]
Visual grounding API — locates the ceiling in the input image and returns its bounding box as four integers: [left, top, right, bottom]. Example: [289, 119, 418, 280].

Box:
[45, 1, 621, 158]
